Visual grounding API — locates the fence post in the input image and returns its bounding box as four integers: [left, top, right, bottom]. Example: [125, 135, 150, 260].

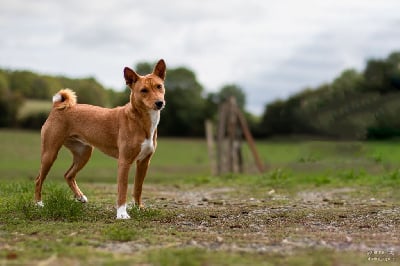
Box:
[234, 105, 264, 173]
[212, 96, 264, 175]
[217, 102, 228, 175]
[205, 120, 217, 176]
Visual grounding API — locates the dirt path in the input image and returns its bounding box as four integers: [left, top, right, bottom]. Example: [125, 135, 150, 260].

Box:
[98, 184, 399, 260]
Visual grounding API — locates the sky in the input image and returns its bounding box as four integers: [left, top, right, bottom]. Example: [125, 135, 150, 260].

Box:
[1, 0, 400, 114]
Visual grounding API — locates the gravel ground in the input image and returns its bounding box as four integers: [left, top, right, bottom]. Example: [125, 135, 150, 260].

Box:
[99, 184, 399, 261]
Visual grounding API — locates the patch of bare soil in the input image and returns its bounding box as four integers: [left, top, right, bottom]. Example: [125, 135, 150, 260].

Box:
[100, 185, 399, 258]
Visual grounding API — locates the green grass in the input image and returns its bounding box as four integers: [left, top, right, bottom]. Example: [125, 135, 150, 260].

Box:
[18, 99, 52, 119]
[1, 129, 399, 199]
[0, 180, 173, 264]
[0, 130, 399, 265]
[2, 129, 400, 184]
[146, 248, 372, 266]
[1, 128, 399, 201]
[146, 248, 272, 266]
[0, 130, 210, 183]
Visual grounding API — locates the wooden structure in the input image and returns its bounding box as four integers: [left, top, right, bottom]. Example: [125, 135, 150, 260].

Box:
[206, 96, 264, 175]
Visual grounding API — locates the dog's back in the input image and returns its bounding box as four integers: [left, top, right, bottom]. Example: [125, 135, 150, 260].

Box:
[43, 90, 124, 158]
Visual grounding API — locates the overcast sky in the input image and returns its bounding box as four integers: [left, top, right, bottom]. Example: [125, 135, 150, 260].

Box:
[1, 0, 400, 114]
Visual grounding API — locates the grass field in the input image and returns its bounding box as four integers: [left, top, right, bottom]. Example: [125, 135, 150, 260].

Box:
[0, 130, 399, 265]
[17, 100, 52, 120]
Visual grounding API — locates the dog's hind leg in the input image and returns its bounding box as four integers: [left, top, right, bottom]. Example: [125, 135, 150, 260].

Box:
[64, 139, 93, 202]
[35, 136, 64, 205]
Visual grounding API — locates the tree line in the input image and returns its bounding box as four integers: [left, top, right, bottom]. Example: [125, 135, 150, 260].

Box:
[2, 52, 400, 139]
[257, 51, 400, 139]
[0, 63, 249, 137]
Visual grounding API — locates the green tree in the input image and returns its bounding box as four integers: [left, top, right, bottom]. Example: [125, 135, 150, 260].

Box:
[363, 52, 400, 93]
[0, 80, 24, 127]
[331, 69, 364, 96]
[257, 51, 400, 139]
[204, 84, 246, 122]
[218, 84, 246, 110]
[73, 77, 107, 106]
[30, 77, 52, 99]
[258, 99, 287, 136]
[0, 71, 9, 95]
[9, 71, 36, 97]
[161, 67, 206, 136]
[56, 76, 107, 106]
[386, 52, 400, 89]
[135, 62, 153, 75]
[363, 59, 390, 93]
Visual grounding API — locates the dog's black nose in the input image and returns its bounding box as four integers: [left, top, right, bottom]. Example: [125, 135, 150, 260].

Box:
[155, 101, 164, 110]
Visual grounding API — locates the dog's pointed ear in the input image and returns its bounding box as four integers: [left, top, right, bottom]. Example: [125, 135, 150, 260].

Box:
[124, 67, 140, 86]
[153, 59, 166, 80]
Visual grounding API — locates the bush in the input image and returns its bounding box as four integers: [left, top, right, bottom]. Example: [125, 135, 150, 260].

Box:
[366, 126, 400, 139]
[19, 111, 48, 130]
[0, 91, 24, 127]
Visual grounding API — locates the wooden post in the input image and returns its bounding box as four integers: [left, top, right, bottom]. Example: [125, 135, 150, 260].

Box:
[217, 102, 228, 175]
[205, 120, 217, 176]
[213, 96, 264, 175]
[234, 106, 264, 173]
[227, 97, 238, 173]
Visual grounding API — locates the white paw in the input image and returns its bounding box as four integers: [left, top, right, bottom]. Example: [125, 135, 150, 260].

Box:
[76, 195, 88, 203]
[36, 201, 44, 207]
[116, 204, 131, 219]
[116, 213, 131, 219]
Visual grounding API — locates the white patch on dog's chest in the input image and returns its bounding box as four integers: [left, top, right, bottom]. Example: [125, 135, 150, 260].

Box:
[136, 110, 160, 161]
[137, 139, 154, 161]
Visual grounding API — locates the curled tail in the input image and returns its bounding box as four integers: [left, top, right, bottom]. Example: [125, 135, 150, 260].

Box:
[52, 89, 77, 110]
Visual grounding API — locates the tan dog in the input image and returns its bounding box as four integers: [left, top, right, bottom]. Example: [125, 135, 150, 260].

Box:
[35, 59, 166, 219]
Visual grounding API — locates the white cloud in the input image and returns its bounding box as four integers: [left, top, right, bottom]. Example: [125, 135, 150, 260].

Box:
[1, 0, 400, 114]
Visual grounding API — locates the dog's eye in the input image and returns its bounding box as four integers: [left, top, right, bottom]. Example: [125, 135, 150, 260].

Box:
[156, 84, 163, 90]
[140, 88, 149, 93]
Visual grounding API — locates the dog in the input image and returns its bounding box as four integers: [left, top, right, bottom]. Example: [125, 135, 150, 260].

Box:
[34, 59, 166, 219]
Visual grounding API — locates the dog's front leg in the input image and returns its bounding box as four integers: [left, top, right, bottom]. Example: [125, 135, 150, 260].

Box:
[133, 155, 152, 208]
[116, 160, 133, 219]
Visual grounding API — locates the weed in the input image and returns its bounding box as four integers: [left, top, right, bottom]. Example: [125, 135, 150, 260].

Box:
[314, 174, 331, 186]
[0, 182, 85, 222]
[298, 153, 319, 163]
[371, 152, 383, 163]
[128, 206, 163, 221]
[148, 248, 205, 266]
[17, 185, 85, 221]
[268, 168, 289, 180]
[44, 186, 85, 221]
[387, 169, 400, 180]
[264, 168, 290, 188]
[0, 181, 32, 196]
[147, 248, 253, 266]
[338, 169, 366, 182]
[103, 223, 140, 242]
[102, 207, 165, 242]
[380, 169, 400, 186]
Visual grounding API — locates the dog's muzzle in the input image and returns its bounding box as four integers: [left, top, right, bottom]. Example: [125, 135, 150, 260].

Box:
[155, 101, 165, 110]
